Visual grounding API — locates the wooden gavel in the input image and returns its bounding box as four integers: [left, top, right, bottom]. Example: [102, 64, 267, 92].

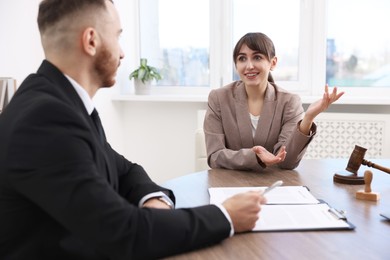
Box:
[346, 145, 390, 175]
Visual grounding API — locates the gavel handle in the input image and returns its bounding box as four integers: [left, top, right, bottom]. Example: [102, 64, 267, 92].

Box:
[362, 159, 390, 174]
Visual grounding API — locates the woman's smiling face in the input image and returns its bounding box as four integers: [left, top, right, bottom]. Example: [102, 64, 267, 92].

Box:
[235, 44, 277, 88]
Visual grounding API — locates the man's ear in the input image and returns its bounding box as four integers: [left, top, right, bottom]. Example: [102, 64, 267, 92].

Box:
[82, 27, 98, 56]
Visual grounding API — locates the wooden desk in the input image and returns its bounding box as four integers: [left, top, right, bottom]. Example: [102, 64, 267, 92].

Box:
[162, 159, 390, 259]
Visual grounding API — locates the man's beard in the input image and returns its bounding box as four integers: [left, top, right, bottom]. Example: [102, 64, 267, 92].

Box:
[94, 44, 119, 88]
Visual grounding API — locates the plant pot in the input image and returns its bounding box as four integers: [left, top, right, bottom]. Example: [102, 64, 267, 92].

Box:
[134, 80, 152, 95]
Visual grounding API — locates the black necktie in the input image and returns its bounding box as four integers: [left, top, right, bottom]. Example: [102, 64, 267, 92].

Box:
[91, 108, 105, 144]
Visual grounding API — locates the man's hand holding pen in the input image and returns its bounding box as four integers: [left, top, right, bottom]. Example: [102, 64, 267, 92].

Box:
[222, 180, 283, 233]
[223, 191, 267, 232]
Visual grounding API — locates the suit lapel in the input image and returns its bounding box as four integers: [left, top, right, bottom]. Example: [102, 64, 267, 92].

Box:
[88, 114, 118, 190]
[234, 83, 254, 148]
[254, 83, 277, 146]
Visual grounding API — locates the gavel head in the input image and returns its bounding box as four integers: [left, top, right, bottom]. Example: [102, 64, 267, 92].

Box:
[346, 145, 367, 174]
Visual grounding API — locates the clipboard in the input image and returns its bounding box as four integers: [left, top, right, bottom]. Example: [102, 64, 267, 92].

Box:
[208, 186, 355, 232]
[253, 202, 355, 232]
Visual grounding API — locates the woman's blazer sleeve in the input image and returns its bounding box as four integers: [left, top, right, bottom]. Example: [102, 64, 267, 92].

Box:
[274, 93, 317, 169]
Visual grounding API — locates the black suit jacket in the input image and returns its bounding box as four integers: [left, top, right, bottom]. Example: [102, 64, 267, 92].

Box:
[0, 60, 230, 260]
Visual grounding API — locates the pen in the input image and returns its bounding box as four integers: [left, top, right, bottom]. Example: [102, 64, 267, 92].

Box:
[262, 180, 283, 195]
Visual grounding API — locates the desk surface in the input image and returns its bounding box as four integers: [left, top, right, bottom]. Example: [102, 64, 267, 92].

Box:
[162, 159, 390, 260]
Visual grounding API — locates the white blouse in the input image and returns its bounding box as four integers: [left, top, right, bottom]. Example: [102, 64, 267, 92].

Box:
[249, 113, 260, 138]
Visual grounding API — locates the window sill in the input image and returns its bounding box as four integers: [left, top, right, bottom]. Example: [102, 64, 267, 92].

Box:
[300, 96, 390, 105]
[112, 94, 208, 103]
[112, 94, 390, 105]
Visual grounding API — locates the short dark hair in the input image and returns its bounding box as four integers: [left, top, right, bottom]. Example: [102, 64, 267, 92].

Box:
[38, 0, 113, 33]
[233, 32, 276, 83]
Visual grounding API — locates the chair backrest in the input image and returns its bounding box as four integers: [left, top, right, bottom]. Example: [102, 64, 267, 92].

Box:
[195, 110, 209, 171]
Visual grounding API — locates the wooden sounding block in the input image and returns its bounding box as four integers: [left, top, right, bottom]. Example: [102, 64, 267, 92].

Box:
[355, 170, 380, 201]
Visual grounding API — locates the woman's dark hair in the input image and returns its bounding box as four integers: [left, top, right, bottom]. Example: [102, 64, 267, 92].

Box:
[233, 32, 276, 83]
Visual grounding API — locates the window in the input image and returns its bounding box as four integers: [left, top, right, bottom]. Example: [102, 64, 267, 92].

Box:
[326, 0, 390, 88]
[231, 0, 304, 90]
[139, 0, 209, 88]
[232, 0, 300, 82]
[132, 0, 390, 101]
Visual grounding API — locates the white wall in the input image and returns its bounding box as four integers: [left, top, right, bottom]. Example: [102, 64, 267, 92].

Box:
[2, 1, 390, 185]
[0, 0, 43, 84]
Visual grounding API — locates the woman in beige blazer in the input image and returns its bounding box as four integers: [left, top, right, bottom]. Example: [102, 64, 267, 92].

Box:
[204, 32, 344, 172]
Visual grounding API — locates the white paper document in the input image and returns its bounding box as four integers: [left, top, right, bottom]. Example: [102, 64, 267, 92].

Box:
[255, 204, 351, 231]
[208, 186, 353, 231]
[209, 186, 319, 205]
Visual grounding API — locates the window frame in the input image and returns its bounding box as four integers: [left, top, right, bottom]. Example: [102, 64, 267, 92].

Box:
[123, 0, 390, 104]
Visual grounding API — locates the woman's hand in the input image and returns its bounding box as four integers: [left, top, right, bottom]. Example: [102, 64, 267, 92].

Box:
[305, 84, 344, 120]
[252, 146, 286, 167]
[300, 84, 344, 135]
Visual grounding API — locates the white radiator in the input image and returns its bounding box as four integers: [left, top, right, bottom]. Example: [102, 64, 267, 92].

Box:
[304, 113, 390, 159]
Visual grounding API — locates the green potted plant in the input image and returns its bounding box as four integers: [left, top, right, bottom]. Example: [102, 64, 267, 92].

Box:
[129, 58, 162, 94]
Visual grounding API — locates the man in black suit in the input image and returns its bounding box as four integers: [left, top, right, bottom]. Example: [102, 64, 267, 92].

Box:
[0, 0, 266, 259]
